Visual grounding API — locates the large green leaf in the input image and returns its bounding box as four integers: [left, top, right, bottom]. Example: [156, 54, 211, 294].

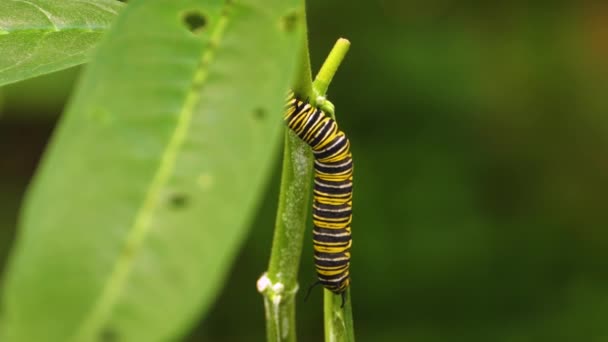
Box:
[1, 0, 303, 341]
[0, 0, 124, 87]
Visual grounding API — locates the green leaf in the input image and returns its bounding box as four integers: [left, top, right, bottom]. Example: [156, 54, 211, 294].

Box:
[1, 0, 303, 341]
[0, 0, 124, 87]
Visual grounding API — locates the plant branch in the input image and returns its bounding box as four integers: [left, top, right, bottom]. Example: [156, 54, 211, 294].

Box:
[257, 5, 315, 342]
[324, 290, 355, 342]
[313, 38, 350, 99]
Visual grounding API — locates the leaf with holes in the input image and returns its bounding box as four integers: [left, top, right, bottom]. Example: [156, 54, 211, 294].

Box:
[0, 0, 124, 87]
[1, 0, 303, 341]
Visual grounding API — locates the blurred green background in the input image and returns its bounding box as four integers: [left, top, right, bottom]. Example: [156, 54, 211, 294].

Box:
[2, 1, 608, 341]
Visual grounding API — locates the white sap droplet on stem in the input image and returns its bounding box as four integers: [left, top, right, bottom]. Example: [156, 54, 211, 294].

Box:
[256, 272, 271, 293]
[272, 281, 285, 293]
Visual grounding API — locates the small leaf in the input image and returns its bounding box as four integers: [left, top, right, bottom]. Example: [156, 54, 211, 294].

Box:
[1, 0, 303, 341]
[0, 0, 124, 87]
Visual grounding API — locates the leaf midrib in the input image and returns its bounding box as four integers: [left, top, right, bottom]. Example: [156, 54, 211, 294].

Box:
[0, 27, 111, 34]
[69, 14, 231, 342]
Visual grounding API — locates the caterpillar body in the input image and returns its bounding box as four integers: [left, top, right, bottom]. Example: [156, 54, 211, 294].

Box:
[284, 92, 353, 303]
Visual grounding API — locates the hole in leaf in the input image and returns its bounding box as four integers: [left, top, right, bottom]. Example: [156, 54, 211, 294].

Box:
[99, 327, 118, 342]
[280, 10, 300, 33]
[182, 10, 207, 34]
[169, 193, 190, 209]
[253, 107, 267, 121]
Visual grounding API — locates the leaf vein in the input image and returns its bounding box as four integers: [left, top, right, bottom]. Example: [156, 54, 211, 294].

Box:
[10, 0, 60, 31]
[73, 0, 119, 16]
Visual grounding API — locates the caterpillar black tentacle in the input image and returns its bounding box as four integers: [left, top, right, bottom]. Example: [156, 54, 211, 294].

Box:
[284, 92, 352, 302]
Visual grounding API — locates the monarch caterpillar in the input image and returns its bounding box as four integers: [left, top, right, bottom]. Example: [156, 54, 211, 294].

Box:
[284, 92, 352, 306]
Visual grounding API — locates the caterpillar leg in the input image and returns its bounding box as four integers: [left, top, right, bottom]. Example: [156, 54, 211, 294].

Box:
[304, 280, 347, 308]
[304, 280, 322, 302]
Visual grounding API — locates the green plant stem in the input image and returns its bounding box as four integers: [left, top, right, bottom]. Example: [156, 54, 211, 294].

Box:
[258, 129, 312, 342]
[258, 7, 315, 342]
[324, 290, 355, 342]
[314, 38, 355, 342]
[313, 38, 350, 99]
